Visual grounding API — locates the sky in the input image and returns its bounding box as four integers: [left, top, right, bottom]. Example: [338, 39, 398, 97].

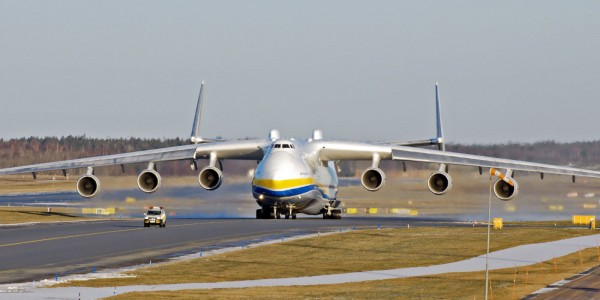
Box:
[1, 1, 599, 144]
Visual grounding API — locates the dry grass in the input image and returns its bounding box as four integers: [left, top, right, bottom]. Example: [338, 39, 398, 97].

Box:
[60, 226, 595, 288]
[0, 175, 76, 194]
[107, 247, 600, 299]
[0, 175, 208, 194]
[0, 206, 93, 224]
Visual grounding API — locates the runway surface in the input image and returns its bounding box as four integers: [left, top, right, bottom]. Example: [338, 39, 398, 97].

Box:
[5, 232, 600, 299]
[529, 265, 600, 299]
[0, 216, 455, 284]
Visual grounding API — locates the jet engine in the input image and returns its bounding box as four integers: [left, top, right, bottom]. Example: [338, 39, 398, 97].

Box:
[199, 166, 223, 190]
[427, 171, 453, 195]
[493, 178, 519, 201]
[137, 169, 161, 193]
[361, 168, 386, 191]
[77, 174, 100, 198]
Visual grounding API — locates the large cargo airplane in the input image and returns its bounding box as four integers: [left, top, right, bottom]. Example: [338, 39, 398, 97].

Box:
[1, 83, 600, 219]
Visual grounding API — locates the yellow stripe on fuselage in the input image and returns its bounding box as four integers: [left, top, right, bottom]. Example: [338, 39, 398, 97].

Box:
[252, 178, 314, 191]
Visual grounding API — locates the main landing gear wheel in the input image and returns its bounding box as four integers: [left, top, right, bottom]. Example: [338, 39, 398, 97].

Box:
[256, 207, 277, 219]
[323, 209, 342, 219]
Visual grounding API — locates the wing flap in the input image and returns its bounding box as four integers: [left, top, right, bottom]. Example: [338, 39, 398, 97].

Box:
[317, 141, 392, 161]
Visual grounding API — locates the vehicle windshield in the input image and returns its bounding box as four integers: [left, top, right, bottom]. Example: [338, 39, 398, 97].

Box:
[147, 210, 161, 215]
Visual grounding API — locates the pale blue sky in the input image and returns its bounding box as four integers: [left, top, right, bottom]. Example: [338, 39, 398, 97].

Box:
[1, 1, 599, 144]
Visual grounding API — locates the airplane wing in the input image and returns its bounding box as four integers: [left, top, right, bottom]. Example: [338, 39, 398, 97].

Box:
[0, 139, 268, 176]
[317, 140, 600, 178]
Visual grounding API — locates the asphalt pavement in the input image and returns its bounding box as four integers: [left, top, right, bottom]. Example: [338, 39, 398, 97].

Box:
[0, 216, 454, 284]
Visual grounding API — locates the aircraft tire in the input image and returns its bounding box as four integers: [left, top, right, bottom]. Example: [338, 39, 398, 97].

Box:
[262, 206, 275, 219]
[332, 209, 342, 219]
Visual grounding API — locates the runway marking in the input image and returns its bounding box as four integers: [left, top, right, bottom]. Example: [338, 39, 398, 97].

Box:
[0, 220, 237, 248]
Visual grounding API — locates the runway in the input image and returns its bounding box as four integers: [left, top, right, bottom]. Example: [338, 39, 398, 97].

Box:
[0, 216, 455, 284]
[5, 232, 600, 299]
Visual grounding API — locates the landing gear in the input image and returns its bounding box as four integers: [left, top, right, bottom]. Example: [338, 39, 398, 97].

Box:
[323, 209, 342, 219]
[256, 206, 298, 219]
[274, 206, 281, 219]
[256, 206, 278, 219]
[286, 206, 296, 219]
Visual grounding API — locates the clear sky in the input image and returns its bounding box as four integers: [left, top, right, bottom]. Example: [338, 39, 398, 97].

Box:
[1, 1, 599, 144]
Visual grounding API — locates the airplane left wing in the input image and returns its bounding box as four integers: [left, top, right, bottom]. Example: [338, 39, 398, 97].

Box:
[389, 145, 600, 178]
[318, 140, 600, 199]
[318, 140, 600, 178]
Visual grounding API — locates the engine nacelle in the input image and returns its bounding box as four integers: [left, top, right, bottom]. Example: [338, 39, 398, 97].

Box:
[199, 166, 223, 190]
[77, 174, 100, 198]
[494, 179, 519, 201]
[361, 168, 386, 191]
[137, 169, 161, 193]
[427, 171, 453, 195]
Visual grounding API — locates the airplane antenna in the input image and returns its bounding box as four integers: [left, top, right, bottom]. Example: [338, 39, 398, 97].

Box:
[435, 82, 446, 151]
[190, 81, 205, 144]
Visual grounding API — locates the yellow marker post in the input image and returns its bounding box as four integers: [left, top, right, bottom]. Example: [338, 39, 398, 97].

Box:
[493, 218, 503, 230]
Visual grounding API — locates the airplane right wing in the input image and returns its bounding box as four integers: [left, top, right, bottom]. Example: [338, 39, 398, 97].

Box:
[0, 139, 269, 197]
[0, 139, 267, 176]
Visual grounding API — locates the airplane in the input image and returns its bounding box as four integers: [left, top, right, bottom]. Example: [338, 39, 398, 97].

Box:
[2, 82, 600, 219]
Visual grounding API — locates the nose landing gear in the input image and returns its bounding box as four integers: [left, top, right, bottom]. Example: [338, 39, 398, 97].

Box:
[256, 205, 296, 219]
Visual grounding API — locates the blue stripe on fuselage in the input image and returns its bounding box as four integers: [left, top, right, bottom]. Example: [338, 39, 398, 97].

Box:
[252, 184, 330, 199]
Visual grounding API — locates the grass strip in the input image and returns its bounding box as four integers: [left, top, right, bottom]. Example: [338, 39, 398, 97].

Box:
[59, 226, 596, 287]
[106, 247, 600, 299]
[0, 206, 92, 224]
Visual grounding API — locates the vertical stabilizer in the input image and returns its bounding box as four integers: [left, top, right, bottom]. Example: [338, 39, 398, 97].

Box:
[435, 82, 445, 151]
[190, 81, 206, 144]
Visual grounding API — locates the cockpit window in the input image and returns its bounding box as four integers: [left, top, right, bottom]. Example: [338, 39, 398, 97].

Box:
[272, 143, 294, 149]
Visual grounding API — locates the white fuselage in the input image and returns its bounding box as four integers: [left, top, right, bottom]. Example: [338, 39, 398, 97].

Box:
[252, 139, 339, 215]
